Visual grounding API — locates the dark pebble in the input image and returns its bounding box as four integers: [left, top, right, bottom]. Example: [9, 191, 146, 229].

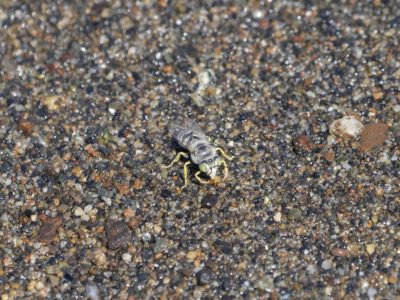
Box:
[201, 194, 218, 208]
[160, 189, 172, 199]
[197, 268, 214, 285]
[38, 216, 63, 243]
[104, 217, 132, 250]
[0, 161, 11, 173]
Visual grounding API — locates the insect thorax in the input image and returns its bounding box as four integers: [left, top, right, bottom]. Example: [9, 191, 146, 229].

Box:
[191, 144, 218, 165]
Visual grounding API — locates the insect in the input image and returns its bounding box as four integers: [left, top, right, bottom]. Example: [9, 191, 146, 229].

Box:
[162, 119, 233, 189]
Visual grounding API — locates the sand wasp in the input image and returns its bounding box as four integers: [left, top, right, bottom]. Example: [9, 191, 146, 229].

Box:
[162, 119, 233, 189]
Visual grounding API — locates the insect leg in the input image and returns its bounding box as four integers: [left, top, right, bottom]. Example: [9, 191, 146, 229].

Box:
[181, 161, 191, 189]
[221, 160, 229, 180]
[216, 148, 233, 161]
[195, 171, 212, 184]
[161, 152, 189, 169]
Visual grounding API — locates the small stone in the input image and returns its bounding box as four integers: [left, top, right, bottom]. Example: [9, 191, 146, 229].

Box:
[197, 268, 214, 285]
[274, 212, 282, 222]
[367, 288, 377, 299]
[74, 207, 84, 217]
[293, 135, 313, 152]
[330, 116, 364, 138]
[186, 249, 202, 261]
[366, 243, 376, 255]
[153, 238, 168, 253]
[86, 284, 100, 300]
[116, 183, 130, 195]
[38, 216, 63, 243]
[359, 123, 389, 153]
[84, 205, 93, 213]
[133, 179, 143, 189]
[89, 248, 108, 267]
[153, 224, 162, 234]
[287, 208, 302, 220]
[321, 259, 332, 270]
[122, 253, 132, 263]
[331, 248, 348, 257]
[123, 208, 135, 219]
[142, 232, 152, 243]
[348, 243, 361, 256]
[0, 162, 11, 173]
[81, 214, 90, 222]
[48, 275, 60, 287]
[255, 276, 274, 291]
[372, 90, 384, 101]
[105, 217, 132, 250]
[324, 149, 335, 161]
[18, 114, 34, 135]
[198, 70, 214, 87]
[42, 95, 62, 110]
[388, 275, 397, 284]
[0, 213, 9, 224]
[201, 194, 218, 208]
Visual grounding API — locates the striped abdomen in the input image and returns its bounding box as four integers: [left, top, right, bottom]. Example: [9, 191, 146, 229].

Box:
[173, 128, 218, 165]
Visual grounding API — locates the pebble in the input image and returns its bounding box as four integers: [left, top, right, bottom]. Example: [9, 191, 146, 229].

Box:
[274, 212, 282, 222]
[0, 2, 398, 299]
[255, 276, 274, 291]
[89, 248, 108, 267]
[321, 259, 332, 270]
[287, 208, 302, 220]
[197, 268, 214, 285]
[359, 123, 389, 152]
[293, 135, 313, 152]
[122, 253, 132, 263]
[74, 207, 84, 217]
[367, 288, 377, 299]
[86, 284, 100, 300]
[153, 238, 168, 253]
[37, 216, 63, 243]
[201, 194, 218, 208]
[105, 218, 132, 250]
[0, 213, 9, 224]
[329, 116, 364, 138]
[331, 248, 348, 257]
[142, 232, 152, 243]
[366, 243, 376, 255]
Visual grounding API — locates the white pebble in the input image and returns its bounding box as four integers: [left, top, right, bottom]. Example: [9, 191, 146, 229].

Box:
[273, 212, 282, 222]
[74, 207, 84, 217]
[321, 259, 332, 270]
[367, 287, 377, 300]
[330, 116, 364, 138]
[84, 205, 93, 213]
[0, 213, 9, 224]
[81, 214, 90, 222]
[86, 284, 100, 300]
[122, 253, 132, 263]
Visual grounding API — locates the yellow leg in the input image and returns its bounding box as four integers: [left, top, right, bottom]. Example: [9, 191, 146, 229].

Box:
[181, 161, 191, 189]
[195, 171, 212, 184]
[216, 148, 233, 161]
[221, 160, 229, 180]
[161, 152, 188, 169]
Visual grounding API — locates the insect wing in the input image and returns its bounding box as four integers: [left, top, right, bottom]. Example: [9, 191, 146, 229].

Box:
[170, 119, 207, 141]
[182, 119, 207, 139]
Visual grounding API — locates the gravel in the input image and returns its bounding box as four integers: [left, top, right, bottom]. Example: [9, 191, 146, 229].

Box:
[0, 1, 399, 299]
